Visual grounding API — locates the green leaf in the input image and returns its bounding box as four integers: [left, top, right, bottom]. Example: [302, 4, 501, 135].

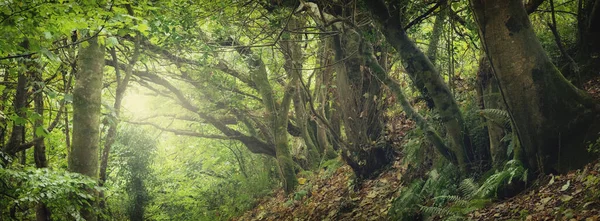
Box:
[40, 48, 60, 62]
[9, 114, 27, 125]
[135, 21, 150, 35]
[35, 126, 49, 137]
[106, 36, 119, 47]
[47, 90, 57, 99]
[43, 31, 53, 40]
[64, 94, 73, 103]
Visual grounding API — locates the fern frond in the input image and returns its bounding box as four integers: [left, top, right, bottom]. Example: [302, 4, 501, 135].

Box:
[459, 178, 478, 198]
[453, 199, 469, 208]
[479, 109, 511, 129]
[419, 205, 453, 217]
[433, 195, 462, 202]
[476, 160, 527, 198]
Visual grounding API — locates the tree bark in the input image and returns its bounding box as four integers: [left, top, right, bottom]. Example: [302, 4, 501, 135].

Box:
[476, 57, 508, 169]
[33, 58, 51, 221]
[235, 20, 299, 192]
[300, 1, 395, 178]
[3, 43, 30, 155]
[365, 0, 474, 173]
[471, 0, 600, 173]
[68, 35, 104, 221]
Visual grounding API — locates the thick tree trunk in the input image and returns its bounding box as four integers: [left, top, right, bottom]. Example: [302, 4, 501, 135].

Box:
[332, 32, 393, 180]
[471, 0, 600, 173]
[300, 1, 397, 178]
[68, 35, 104, 221]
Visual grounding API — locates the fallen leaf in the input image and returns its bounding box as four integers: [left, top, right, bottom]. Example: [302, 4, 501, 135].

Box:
[541, 197, 552, 205]
[561, 180, 571, 191]
[298, 177, 307, 185]
[560, 195, 573, 202]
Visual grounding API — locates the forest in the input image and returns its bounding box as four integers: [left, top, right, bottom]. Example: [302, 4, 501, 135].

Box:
[1, 0, 600, 220]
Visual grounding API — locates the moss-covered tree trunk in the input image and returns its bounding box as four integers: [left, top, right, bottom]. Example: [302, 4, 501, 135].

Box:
[314, 39, 338, 160]
[233, 21, 299, 192]
[299, 1, 394, 179]
[283, 17, 321, 168]
[471, 0, 600, 173]
[68, 35, 104, 221]
[332, 32, 393, 179]
[365, 0, 474, 173]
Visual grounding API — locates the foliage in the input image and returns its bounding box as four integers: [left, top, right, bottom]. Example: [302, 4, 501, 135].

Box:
[587, 137, 600, 155]
[0, 165, 99, 220]
[479, 109, 511, 129]
[320, 157, 344, 177]
[476, 160, 528, 198]
[104, 125, 157, 220]
[143, 137, 278, 220]
[389, 164, 462, 220]
[0, 0, 598, 220]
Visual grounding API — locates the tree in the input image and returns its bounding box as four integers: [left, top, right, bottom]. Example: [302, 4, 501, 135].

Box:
[68, 34, 104, 220]
[364, 0, 475, 173]
[470, 0, 600, 173]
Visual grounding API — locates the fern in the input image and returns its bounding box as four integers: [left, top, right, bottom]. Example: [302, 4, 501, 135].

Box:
[459, 178, 478, 199]
[388, 180, 425, 221]
[402, 134, 426, 166]
[419, 205, 454, 217]
[476, 160, 527, 198]
[433, 195, 462, 202]
[479, 109, 511, 129]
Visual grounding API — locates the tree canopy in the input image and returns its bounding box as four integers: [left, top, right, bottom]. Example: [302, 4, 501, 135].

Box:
[1, 0, 599, 220]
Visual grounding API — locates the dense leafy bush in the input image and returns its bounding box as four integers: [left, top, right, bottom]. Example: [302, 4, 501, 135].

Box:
[0, 165, 99, 220]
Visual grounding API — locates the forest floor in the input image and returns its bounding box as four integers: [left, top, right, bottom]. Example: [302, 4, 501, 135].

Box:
[232, 157, 407, 221]
[233, 76, 600, 221]
[233, 159, 600, 221]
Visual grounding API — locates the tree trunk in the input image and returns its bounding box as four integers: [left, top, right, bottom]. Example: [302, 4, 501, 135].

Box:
[365, 0, 474, 173]
[236, 21, 299, 192]
[293, 89, 321, 168]
[33, 59, 51, 221]
[0, 69, 10, 152]
[3, 50, 30, 155]
[332, 32, 393, 180]
[362, 41, 457, 165]
[471, 0, 600, 173]
[315, 39, 337, 160]
[476, 57, 508, 169]
[68, 35, 104, 221]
